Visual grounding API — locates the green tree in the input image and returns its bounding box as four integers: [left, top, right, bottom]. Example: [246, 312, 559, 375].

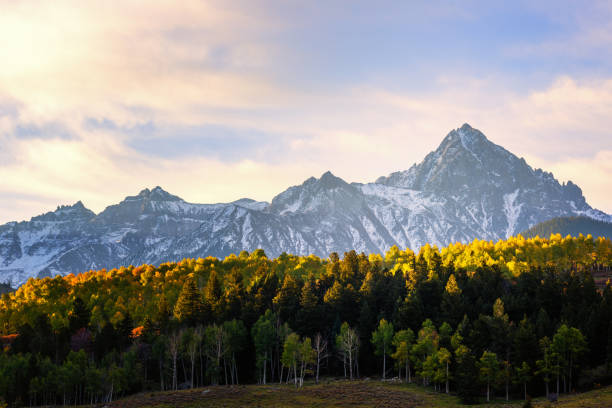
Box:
[411, 319, 439, 386]
[223, 319, 247, 385]
[173, 278, 202, 325]
[479, 351, 499, 402]
[392, 328, 415, 383]
[299, 337, 316, 387]
[273, 274, 301, 327]
[204, 270, 223, 318]
[204, 324, 226, 385]
[456, 350, 480, 404]
[552, 324, 587, 393]
[282, 332, 301, 387]
[438, 347, 452, 394]
[514, 361, 532, 401]
[371, 318, 394, 379]
[535, 336, 558, 398]
[252, 310, 276, 384]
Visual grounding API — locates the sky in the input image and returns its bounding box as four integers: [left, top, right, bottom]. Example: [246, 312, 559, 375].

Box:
[1, 1, 612, 223]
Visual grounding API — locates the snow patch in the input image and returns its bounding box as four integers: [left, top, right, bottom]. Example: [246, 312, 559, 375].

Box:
[503, 189, 523, 237]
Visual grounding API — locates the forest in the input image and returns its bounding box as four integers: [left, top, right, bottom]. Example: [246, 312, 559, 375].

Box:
[522, 216, 612, 240]
[1, 233, 612, 406]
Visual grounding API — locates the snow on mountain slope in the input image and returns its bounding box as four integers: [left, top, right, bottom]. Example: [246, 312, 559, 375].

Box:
[1, 124, 609, 286]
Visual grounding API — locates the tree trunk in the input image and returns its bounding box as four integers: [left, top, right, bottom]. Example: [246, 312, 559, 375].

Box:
[172, 353, 178, 390]
[382, 344, 386, 379]
[408, 361, 411, 383]
[181, 357, 188, 386]
[224, 358, 228, 385]
[569, 355, 573, 392]
[200, 346, 204, 388]
[445, 361, 449, 394]
[263, 351, 267, 384]
[487, 382, 490, 402]
[234, 354, 239, 385]
[506, 377, 509, 401]
[524, 382, 527, 401]
[191, 356, 195, 388]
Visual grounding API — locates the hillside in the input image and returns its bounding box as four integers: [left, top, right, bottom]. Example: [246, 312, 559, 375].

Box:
[522, 216, 612, 239]
[1, 124, 610, 287]
[108, 381, 612, 408]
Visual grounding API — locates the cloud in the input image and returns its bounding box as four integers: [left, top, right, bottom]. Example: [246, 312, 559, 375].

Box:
[0, 1, 611, 222]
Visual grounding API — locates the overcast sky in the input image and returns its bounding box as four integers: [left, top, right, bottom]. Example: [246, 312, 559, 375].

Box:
[1, 1, 612, 223]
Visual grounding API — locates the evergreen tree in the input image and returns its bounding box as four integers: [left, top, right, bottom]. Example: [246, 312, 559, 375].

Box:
[173, 278, 203, 325]
[513, 316, 539, 368]
[204, 270, 223, 318]
[455, 351, 480, 404]
[273, 274, 302, 327]
[69, 297, 91, 332]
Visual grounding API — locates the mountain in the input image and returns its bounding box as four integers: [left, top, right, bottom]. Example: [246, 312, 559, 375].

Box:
[1, 124, 610, 286]
[521, 216, 612, 239]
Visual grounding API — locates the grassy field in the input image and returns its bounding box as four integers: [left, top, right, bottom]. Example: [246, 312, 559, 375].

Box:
[108, 380, 612, 408]
[103, 380, 604, 408]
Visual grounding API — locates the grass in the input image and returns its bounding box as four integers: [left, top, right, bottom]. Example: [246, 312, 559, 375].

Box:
[108, 380, 612, 408]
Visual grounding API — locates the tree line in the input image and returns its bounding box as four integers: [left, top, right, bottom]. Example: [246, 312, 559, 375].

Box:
[0, 234, 612, 405]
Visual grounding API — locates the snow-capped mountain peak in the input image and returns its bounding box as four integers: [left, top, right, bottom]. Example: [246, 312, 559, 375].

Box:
[270, 171, 360, 215]
[1, 125, 610, 287]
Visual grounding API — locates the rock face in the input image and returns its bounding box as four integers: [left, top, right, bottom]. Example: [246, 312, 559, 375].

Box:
[1, 124, 609, 286]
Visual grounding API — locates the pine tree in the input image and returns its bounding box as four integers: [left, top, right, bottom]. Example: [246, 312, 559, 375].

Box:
[273, 274, 301, 327]
[204, 270, 223, 316]
[69, 297, 91, 332]
[456, 350, 480, 404]
[174, 278, 203, 325]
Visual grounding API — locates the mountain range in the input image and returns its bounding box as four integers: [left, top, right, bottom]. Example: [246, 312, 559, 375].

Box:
[1, 123, 610, 287]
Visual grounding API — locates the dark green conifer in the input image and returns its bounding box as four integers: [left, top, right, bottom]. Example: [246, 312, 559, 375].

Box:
[174, 277, 203, 325]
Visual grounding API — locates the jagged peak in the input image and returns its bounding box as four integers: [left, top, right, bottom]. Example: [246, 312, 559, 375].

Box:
[318, 170, 347, 188]
[440, 123, 489, 150]
[55, 200, 87, 211]
[299, 171, 349, 190]
[129, 186, 182, 202]
[31, 200, 94, 222]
